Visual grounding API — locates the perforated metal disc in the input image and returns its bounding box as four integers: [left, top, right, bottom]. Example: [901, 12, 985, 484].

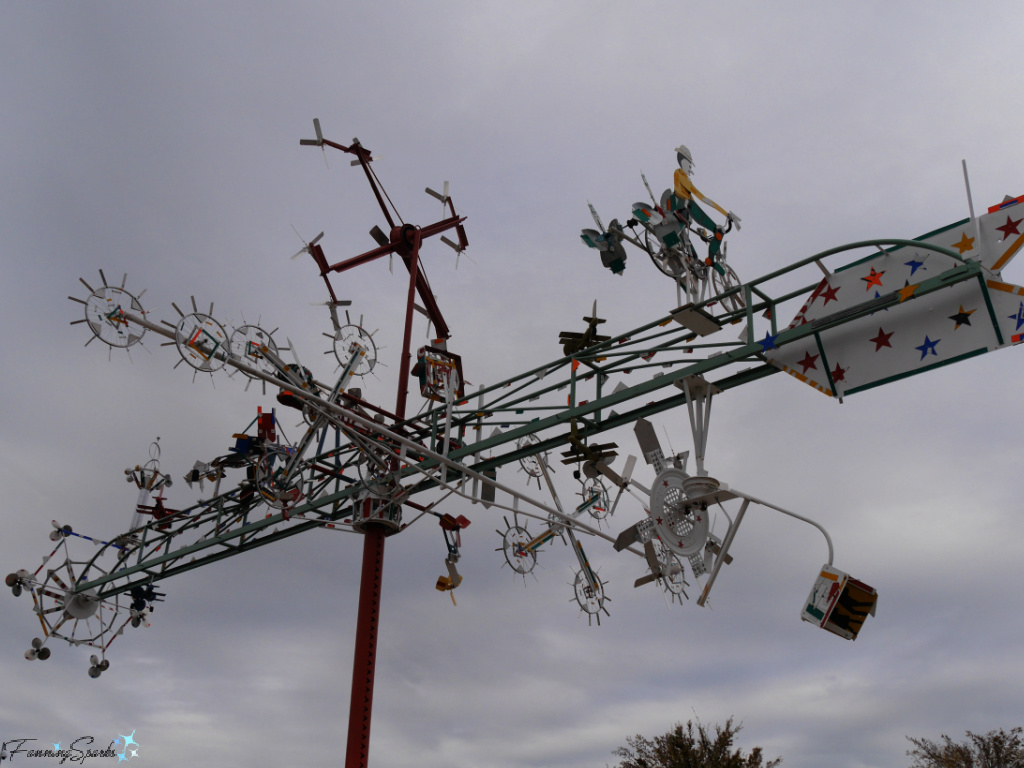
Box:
[648, 468, 710, 557]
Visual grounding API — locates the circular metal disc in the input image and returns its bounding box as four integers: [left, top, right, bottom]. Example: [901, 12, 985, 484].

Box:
[581, 478, 611, 520]
[230, 324, 280, 378]
[333, 324, 377, 377]
[573, 569, 605, 615]
[516, 434, 543, 478]
[174, 313, 231, 372]
[84, 286, 146, 348]
[654, 539, 688, 598]
[501, 525, 536, 575]
[649, 468, 710, 557]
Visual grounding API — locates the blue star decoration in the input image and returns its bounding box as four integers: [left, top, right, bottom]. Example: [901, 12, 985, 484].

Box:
[905, 258, 926, 276]
[758, 331, 778, 352]
[116, 730, 140, 762]
[916, 335, 940, 360]
[53, 743, 60, 751]
[1010, 302, 1024, 331]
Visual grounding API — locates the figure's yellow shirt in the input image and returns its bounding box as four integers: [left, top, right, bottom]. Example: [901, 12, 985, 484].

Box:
[673, 169, 729, 218]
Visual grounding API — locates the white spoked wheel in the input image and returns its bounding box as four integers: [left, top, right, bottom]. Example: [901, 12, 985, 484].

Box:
[579, 478, 611, 521]
[709, 259, 745, 313]
[572, 569, 607, 625]
[653, 538, 689, 605]
[27, 541, 130, 659]
[499, 523, 536, 576]
[333, 324, 377, 377]
[230, 324, 280, 378]
[516, 434, 543, 479]
[83, 285, 147, 348]
[175, 313, 231, 372]
[643, 228, 694, 282]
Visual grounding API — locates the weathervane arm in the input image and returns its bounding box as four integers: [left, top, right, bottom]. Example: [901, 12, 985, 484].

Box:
[406, 256, 450, 339]
[399, 215, 465, 340]
[323, 215, 467, 276]
[314, 135, 396, 230]
[326, 242, 400, 275]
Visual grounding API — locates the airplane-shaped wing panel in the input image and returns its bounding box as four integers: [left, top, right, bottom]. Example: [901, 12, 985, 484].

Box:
[768, 215, 1024, 398]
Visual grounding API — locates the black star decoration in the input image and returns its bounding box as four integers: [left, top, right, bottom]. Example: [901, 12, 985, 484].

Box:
[949, 305, 975, 330]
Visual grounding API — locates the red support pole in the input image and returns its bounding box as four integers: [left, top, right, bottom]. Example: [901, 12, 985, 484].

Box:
[345, 526, 387, 768]
[395, 235, 422, 421]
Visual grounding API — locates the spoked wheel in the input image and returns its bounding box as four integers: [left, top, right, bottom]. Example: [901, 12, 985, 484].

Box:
[642, 228, 692, 281]
[708, 259, 745, 313]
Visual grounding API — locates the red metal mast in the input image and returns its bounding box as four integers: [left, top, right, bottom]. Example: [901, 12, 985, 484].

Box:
[300, 126, 467, 768]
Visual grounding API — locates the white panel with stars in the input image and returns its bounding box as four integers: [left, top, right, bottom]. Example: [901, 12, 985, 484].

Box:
[767, 198, 1024, 398]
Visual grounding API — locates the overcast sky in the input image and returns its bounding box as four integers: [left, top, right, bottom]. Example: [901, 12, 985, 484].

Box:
[3, 3, 1024, 767]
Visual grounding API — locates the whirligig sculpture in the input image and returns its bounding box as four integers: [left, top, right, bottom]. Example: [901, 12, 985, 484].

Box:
[11, 124, 1024, 768]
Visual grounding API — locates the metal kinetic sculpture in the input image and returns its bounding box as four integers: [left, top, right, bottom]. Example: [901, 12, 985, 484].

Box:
[10, 125, 1024, 767]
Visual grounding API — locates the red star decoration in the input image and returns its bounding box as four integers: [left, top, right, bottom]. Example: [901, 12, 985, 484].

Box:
[869, 327, 894, 351]
[997, 215, 1023, 239]
[655, 517, 663, 525]
[820, 284, 840, 305]
[831, 363, 846, 382]
[861, 268, 885, 290]
[798, 351, 820, 373]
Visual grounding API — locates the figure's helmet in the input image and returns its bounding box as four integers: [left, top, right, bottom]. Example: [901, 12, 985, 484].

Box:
[675, 144, 693, 173]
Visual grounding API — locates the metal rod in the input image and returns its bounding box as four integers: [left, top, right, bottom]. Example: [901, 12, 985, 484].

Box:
[697, 499, 749, 606]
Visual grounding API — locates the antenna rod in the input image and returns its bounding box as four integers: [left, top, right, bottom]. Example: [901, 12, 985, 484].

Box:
[962, 159, 976, 222]
[962, 159, 983, 256]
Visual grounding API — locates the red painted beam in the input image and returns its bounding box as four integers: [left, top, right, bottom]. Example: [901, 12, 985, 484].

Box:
[345, 526, 387, 768]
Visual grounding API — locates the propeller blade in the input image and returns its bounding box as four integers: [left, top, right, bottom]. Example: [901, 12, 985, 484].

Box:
[425, 187, 449, 203]
[369, 226, 390, 247]
[313, 117, 323, 144]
